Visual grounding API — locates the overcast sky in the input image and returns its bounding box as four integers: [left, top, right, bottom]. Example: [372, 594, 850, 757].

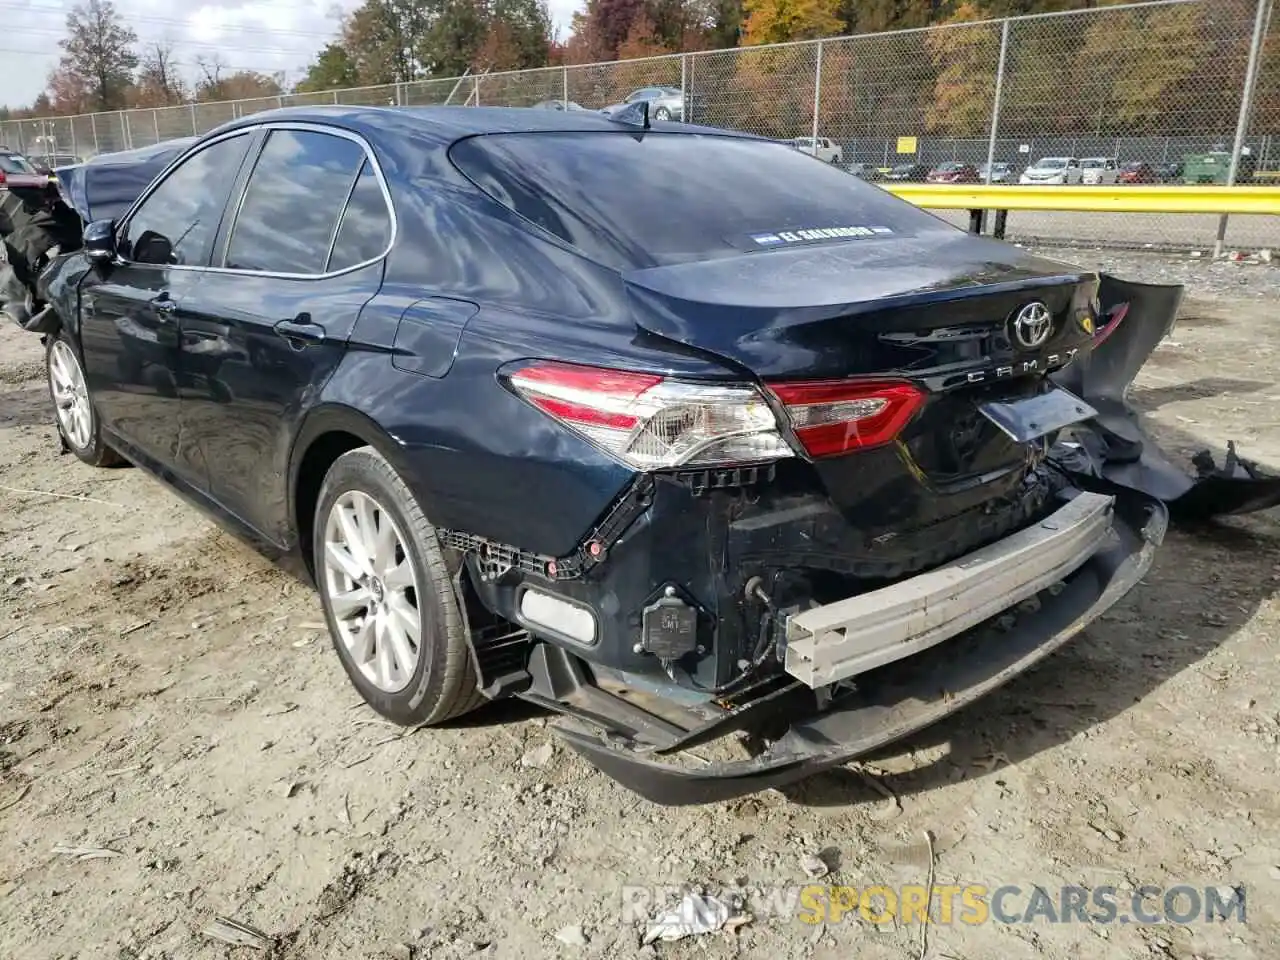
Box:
[2, 0, 584, 109]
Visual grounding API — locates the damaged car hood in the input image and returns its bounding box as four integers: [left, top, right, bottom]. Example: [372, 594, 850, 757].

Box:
[55, 136, 195, 225]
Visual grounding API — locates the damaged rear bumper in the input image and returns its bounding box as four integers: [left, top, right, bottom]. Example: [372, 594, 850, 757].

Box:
[556, 487, 1166, 805]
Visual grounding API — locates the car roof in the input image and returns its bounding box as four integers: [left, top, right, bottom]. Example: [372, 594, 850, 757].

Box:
[210, 105, 723, 146]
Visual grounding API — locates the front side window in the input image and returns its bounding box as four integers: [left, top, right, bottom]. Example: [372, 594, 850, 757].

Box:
[120, 133, 252, 266]
[225, 129, 366, 274]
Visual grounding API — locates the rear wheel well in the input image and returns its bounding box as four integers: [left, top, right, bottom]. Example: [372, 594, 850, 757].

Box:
[294, 430, 367, 581]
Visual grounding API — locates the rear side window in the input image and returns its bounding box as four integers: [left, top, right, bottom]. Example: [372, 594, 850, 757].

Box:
[225, 129, 366, 274]
[328, 161, 393, 272]
[450, 132, 941, 270]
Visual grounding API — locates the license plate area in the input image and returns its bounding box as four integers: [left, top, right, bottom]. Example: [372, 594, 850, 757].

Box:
[979, 386, 1097, 444]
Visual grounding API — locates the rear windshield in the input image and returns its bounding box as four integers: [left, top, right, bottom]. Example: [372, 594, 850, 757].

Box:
[450, 132, 940, 270]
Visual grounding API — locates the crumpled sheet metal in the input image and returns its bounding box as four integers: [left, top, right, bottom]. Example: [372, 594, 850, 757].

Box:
[1051, 273, 1280, 521]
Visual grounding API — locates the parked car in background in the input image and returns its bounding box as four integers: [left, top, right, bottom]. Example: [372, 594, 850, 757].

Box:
[882, 162, 930, 182]
[789, 137, 843, 164]
[29, 154, 85, 179]
[1080, 157, 1118, 185]
[530, 100, 588, 112]
[0, 150, 48, 192]
[844, 161, 879, 179]
[1154, 161, 1183, 183]
[1118, 161, 1157, 184]
[977, 161, 1015, 183]
[600, 86, 687, 121]
[926, 161, 981, 184]
[1019, 157, 1082, 185]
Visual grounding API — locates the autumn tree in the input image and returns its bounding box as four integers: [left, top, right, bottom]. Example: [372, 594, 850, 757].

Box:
[705, 0, 744, 48]
[488, 0, 553, 68]
[47, 66, 93, 115]
[132, 41, 185, 107]
[297, 43, 361, 92]
[194, 56, 283, 102]
[1074, 2, 1209, 134]
[741, 0, 843, 46]
[342, 0, 431, 84]
[923, 1, 999, 136]
[55, 0, 138, 111]
[846, 0, 933, 33]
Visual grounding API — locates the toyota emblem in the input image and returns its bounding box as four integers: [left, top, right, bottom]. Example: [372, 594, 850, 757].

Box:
[1010, 301, 1053, 350]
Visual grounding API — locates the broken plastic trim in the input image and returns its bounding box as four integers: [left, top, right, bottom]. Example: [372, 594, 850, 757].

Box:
[556, 488, 1167, 806]
[1050, 273, 1280, 520]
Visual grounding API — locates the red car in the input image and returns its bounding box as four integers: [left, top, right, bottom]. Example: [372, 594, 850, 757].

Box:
[926, 161, 981, 184]
[1118, 161, 1157, 184]
[0, 151, 48, 191]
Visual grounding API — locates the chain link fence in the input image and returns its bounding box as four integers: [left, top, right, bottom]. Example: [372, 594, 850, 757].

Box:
[2, 0, 1275, 248]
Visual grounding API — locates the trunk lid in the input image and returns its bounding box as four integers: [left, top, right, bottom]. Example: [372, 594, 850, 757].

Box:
[624, 232, 1099, 530]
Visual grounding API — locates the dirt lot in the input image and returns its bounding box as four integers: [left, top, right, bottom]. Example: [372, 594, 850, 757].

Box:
[1, 252, 1279, 960]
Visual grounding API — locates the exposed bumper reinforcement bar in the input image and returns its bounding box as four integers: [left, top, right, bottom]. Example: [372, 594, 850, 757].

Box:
[555, 488, 1166, 806]
[784, 491, 1115, 687]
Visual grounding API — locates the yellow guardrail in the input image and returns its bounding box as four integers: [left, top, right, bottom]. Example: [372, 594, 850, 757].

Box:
[882, 184, 1280, 216]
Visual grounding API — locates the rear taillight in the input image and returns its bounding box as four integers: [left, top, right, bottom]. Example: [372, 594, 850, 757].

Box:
[769, 379, 924, 458]
[0, 171, 6, 185]
[506, 361, 794, 470]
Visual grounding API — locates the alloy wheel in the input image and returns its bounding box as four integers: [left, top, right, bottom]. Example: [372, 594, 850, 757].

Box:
[49, 340, 92, 451]
[321, 489, 423, 694]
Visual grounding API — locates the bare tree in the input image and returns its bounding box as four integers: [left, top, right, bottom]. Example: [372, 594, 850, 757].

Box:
[194, 54, 228, 90]
[135, 41, 185, 106]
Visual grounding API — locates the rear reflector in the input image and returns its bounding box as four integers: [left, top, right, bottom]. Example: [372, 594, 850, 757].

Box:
[770, 379, 924, 457]
[520, 589, 597, 644]
[506, 361, 794, 470]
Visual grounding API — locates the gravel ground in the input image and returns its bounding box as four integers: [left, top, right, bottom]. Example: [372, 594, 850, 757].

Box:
[1, 249, 1278, 960]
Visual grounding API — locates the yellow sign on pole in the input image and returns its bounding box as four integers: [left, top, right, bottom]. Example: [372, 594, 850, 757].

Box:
[896, 136, 918, 155]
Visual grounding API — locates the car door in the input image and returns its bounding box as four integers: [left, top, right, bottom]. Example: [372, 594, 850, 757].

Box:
[1065, 158, 1082, 184]
[180, 125, 393, 544]
[77, 131, 255, 474]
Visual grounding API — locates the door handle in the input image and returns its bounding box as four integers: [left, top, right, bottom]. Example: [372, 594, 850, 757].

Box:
[151, 295, 177, 317]
[274, 317, 326, 346]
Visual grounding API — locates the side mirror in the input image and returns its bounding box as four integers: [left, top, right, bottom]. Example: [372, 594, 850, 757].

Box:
[83, 219, 117, 264]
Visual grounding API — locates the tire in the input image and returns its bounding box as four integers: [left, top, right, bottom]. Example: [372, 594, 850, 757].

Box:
[654, 106, 672, 120]
[314, 445, 483, 726]
[45, 330, 124, 467]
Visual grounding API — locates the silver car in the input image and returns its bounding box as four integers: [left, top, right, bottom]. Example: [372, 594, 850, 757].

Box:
[977, 161, 1015, 183]
[600, 86, 685, 121]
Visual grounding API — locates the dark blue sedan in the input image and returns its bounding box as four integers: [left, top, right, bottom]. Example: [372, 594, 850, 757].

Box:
[31, 106, 1178, 804]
